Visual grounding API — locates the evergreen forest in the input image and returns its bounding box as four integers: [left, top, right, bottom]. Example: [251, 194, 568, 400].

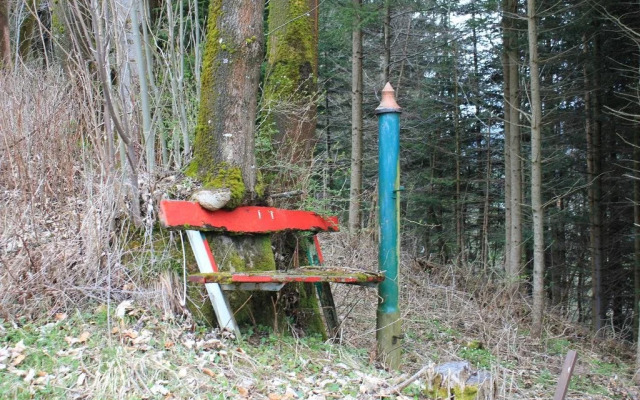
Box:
[2, 0, 640, 398]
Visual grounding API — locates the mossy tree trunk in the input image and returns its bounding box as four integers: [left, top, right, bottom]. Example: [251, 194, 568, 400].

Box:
[18, 8, 35, 61]
[0, 0, 10, 70]
[259, 0, 318, 191]
[258, 0, 325, 337]
[0, 0, 9, 70]
[190, 0, 264, 207]
[187, 0, 284, 331]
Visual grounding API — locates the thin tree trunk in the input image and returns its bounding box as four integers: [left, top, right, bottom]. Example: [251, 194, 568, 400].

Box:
[193, 0, 202, 102]
[137, 0, 166, 168]
[130, 2, 154, 174]
[634, 128, 640, 379]
[551, 197, 566, 308]
[0, 0, 10, 69]
[86, 0, 142, 224]
[482, 114, 492, 269]
[166, 0, 190, 168]
[349, 0, 363, 232]
[18, 6, 34, 61]
[382, 1, 391, 84]
[453, 43, 465, 265]
[507, 0, 522, 281]
[634, 37, 640, 368]
[501, 0, 512, 273]
[527, 0, 544, 338]
[177, 1, 190, 162]
[584, 29, 604, 332]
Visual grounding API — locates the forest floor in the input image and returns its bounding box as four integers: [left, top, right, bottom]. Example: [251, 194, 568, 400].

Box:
[1, 232, 640, 399]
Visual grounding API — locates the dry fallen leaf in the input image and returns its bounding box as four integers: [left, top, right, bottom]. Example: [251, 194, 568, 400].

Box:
[284, 387, 299, 399]
[202, 368, 216, 378]
[164, 341, 174, 349]
[11, 354, 26, 366]
[151, 383, 170, 395]
[76, 372, 86, 387]
[122, 330, 139, 339]
[9, 367, 26, 377]
[115, 300, 132, 320]
[34, 375, 50, 385]
[65, 331, 91, 345]
[13, 340, 26, 354]
[131, 331, 152, 345]
[24, 369, 35, 383]
[237, 386, 249, 397]
[268, 393, 282, 400]
[54, 313, 67, 321]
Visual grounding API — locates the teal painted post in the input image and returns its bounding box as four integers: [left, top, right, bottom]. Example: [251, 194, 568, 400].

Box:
[375, 83, 402, 369]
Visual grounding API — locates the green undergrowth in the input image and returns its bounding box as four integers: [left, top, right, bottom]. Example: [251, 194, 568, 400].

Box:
[0, 305, 389, 400]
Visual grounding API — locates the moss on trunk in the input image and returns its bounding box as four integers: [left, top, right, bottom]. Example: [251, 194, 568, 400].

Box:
[184, 0, 325, 337]
[207, 234, 281, 328]
[258, 0, 318, 189]
[191, 0, 264, 207]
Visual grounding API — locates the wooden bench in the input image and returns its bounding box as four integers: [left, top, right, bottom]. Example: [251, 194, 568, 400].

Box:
[159, 200, 384, 338]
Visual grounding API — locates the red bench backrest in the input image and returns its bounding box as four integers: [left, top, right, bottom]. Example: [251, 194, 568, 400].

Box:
[159, 200, 339, 233]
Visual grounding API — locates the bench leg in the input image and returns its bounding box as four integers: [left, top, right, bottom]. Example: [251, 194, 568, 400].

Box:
[315, 282, 340, 340]
[186, 230, 241, 338]
[308, 236, 340, 341]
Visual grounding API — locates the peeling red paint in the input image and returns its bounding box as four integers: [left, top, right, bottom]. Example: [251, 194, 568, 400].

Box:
[201, 233, 219, 272]
[159, 200, 339, 233]
[313, 235, 325, 264]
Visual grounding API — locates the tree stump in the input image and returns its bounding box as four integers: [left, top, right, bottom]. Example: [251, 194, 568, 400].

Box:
[424, 361, 495, 400]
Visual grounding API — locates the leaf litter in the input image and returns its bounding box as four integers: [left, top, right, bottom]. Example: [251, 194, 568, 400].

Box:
[0, 303, 392, 399]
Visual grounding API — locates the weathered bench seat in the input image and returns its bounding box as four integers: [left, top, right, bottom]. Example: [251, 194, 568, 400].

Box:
[159, 199, 383, 338]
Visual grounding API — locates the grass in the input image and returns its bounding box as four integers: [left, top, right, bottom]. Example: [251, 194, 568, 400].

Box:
[457, 345, 495, 369]
[2, 266, 640, 400]
[0, 307, 392, 399]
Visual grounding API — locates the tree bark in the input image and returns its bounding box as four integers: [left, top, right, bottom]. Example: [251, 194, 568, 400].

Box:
[260, 0, 318, 193]
[19, 5, 35, 61]
[261, 0, 326, 336]
[527, 0, 544, 338]
[501, 0, 512, 273]
[583, 29, 604, 332]
[635, 128, 640, 377]
[551, 197, 566, 308]
[129, 2, 154, 174]
[453, 43, 465, 265]
[186, 0, 274, 330]
[191, 0, 263, 206]
[506, 0, 522, 281]
[348, 0, 363, 232]
[382, 1, 391, 84]
[0, 0, 10, 69]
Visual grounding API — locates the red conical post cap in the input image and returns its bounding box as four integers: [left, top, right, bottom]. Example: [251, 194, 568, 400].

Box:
[375, 82, 401, 114]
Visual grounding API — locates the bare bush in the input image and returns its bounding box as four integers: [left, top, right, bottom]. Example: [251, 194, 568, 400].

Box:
[0, 68, 130, 319]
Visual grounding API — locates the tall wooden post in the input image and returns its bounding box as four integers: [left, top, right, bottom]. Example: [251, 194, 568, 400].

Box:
[376, 83, 402, 369]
